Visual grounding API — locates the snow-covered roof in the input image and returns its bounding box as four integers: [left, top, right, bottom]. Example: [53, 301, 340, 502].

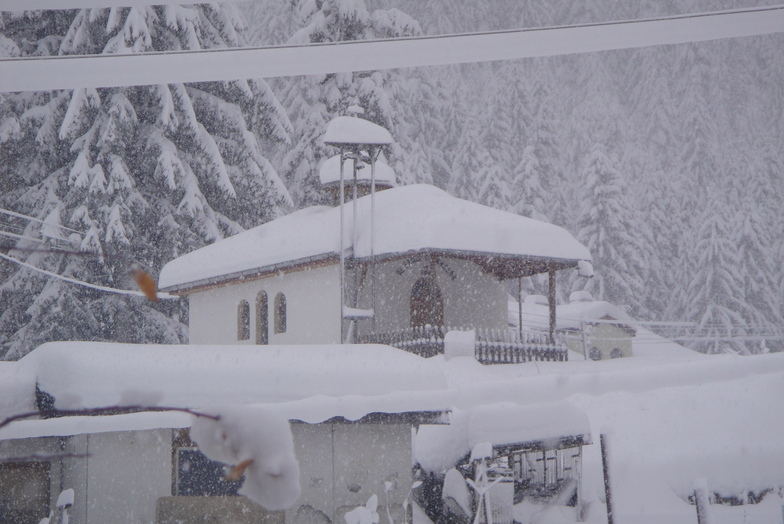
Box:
[322, 116, 393, 146]
[159, 184, 591, 292]
[0, 362, 36, 418]
[509, 295, 635, 333]
[15, 342, 449, 421]
[318, 154, 396, 186]
[416, 400, 591, 470]
[4, 338, 784, 516]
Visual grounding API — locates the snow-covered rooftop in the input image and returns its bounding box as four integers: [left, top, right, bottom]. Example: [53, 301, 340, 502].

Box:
[318, 154, 396, 186]
[0, 361, 36, 417]
[509, 294, 636, 332]
[13, 342, 449, 420]
[3, 338, 784, 521]
[322, 115, 393, 146]
[159, 184, 591, 292]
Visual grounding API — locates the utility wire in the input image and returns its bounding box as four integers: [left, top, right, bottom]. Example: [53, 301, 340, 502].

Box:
[0, 208, 83, 236]
[0, 251, 176, 300]
[3, 5, 784, 91]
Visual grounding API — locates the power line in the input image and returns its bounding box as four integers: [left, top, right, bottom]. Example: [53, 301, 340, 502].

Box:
[2, 5, 783, 92]
[0, 208, 83, 236]
[0, 251, 176, 300]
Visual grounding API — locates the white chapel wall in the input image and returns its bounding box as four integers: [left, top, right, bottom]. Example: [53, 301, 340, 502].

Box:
[188, 264, 341, 345]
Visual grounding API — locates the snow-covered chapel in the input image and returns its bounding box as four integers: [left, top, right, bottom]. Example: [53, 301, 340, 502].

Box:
[159, 116, 594, 364]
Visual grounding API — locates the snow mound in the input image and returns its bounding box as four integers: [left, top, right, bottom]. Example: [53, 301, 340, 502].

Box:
[190, 405, 301, 511]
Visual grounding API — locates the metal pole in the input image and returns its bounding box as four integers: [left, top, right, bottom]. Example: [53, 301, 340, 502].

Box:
[370, 147, 378, 334]
[352, 151, 359, 311]
[339, 152, 346, 343]
[576, 447, 585, 522]
[600, 434, 615, 524]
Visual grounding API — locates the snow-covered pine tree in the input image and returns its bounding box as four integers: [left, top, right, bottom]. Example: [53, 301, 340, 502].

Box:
[0, 6, 292, 359]
[483, 62, 530, 179]
[447, 110, 501, 204]
[512, 58, 564, 223]
[572, 144, 647, 317]
[727, 144, 784, 352]
[239, 0, 299, 46]
[683, 190, 756, 354]
[276, 0, 423, 208]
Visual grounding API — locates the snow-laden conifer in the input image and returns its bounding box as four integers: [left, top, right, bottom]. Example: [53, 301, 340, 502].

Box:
[274, 0, 424, 208]
[574, 144, 647, 317]
[0, 6, 291, 359]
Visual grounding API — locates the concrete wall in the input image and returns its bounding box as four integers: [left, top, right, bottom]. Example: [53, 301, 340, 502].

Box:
[85, 430, 172, 523]
[288, 422, 413, 524]
[357, 257, 508, 335]
[0, 429, 172, 524]
[3, 421, 414, 524]
[0, 436, 62, 522]
[188, 264, 342, 345]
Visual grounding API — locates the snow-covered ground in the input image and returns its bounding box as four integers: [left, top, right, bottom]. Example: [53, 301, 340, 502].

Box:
[416, 332, 784, 523]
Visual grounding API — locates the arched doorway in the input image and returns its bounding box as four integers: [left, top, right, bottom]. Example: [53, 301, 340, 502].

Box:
[410, 275, 444, 330]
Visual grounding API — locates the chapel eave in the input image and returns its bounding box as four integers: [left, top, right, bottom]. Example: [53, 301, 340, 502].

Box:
[162, 247, 582, 295]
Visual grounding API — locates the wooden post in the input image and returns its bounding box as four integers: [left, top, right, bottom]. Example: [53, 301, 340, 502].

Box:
[600, 434, 614, 524]
[576, 446, 585, 522]
[548, 268, 556, 344]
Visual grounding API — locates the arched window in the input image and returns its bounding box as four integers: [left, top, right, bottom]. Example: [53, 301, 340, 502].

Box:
[588, 347, 601, 361]
[274, 293, 287, 334]
[410, 276, 443, 330]
[237, 300, 250, 341]
[610, 348, 622, 359]
[256, 291, 268, 345]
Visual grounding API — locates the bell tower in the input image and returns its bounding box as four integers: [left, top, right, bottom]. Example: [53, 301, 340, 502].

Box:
[323, 111, 393, 343]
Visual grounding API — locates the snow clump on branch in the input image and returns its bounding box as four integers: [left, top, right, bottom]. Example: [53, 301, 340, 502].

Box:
[190, 405, 301, 510]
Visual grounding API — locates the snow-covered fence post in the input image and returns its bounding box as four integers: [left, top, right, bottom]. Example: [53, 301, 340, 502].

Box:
[600, 433, 615, 524]
[693, 478, 714, 524]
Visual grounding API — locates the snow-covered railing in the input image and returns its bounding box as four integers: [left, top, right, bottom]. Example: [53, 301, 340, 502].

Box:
[361, 325, 446, 358]
[475, 329, 568, 364]
[360, 326, 568, 364]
